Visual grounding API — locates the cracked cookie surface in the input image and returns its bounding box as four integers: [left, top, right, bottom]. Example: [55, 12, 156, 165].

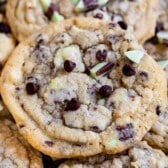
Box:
[58, 141, 168, 168]
[0, 18, 167, 158]
[7, 0, 158, 42]
[0, 118, 43, 168]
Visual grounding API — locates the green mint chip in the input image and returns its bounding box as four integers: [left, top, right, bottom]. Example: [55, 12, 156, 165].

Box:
[40, 0, 51, 11]
[157, 60, 168, 69]
[124, 50, 145, 64]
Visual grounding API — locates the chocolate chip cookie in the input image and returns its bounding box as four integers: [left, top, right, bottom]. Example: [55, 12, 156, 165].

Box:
[7, 0, 158, 42]
[0, 14, 16, 67]
[58, 141, 168, 168]
[1, 18, 167, 158]
[0, 118, 43, 168]
[144, 0, 168, 61]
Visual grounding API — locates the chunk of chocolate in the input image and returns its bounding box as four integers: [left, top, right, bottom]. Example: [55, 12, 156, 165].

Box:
[122, 64, 136, 76]
[64, 60, 76, 72]
[26, 82, 40, 95]
[65, 98, 81, 111]
[99, 85, 112, 97]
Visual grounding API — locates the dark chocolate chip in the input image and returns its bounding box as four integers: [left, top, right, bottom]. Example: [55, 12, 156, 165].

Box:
[64, 60, 76, 72]
[83, 0, 98, 11]
[19, 125, 25, 128]
[94, 13, 103, 19]
[138, 71, 148, 82]
[90, 126, 101, 133]
[0, 22, 11, 34]
[26, 82, 40, 95]
[42, 155, 66, 168]
[156, 105, 161, 115]
[118, 21, 127, 30]
[122, 64, 136, 76]
[99, 85, 112, 98]
[45, 141, 54, 147]
[45, 3, 59, 20]
[116, 123, 134, 141]
[96, 62, 114, 76]
[96, 49, 107, 62]
[84, 66, 91, 75]
[65, 98, 80, 111]
[155, 22, 164, 33]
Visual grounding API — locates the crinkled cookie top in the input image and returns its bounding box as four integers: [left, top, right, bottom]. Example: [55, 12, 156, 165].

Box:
[1, 18, 167, 158]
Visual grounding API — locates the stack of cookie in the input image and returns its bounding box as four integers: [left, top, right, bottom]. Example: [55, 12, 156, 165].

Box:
[0, 0, 168, 167]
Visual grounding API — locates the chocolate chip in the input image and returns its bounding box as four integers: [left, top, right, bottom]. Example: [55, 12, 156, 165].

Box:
[116, 123, 134, 141]
[64, 60, 76, 72]
[155, 22, 164, 33]
[45, 3, 59, 20]
[0, 22, 11, 34]
[84, 66, 91, 75]
[138, 71, 148, 82]
[96, 49, 107, 62]
[122, 64, 136, 76]
[156, 105, 161, 115]
[99, 85, 112, 97]
[65, 98, 80, 111]
[42, 155, 65, 168]
[118, 21, 127, 30]
[83, 0, 98, 11]
[19, 125, 25, 128]
[94, 13, 103, 19]
[45, 141, 54, 147]
[96, 62, 114, 76]
[90, 126, 101, 133]
[26, 82, 40, 95]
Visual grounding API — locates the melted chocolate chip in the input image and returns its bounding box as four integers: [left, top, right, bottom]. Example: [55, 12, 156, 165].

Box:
[96, 49, 107, 62]
[118, 21, 127, 30]
[116, 123, 134, 141]
[99, 85, 112, 97]
[65, 98, 80, 111]
[42, 155, 65, 168]
[0, 22, 11, 34]
[83, 0, 98, 11]
[94, 13, 103, 19]
[96, 62, 114, 76]
[122, 64, 136, 76]
[45, 141, 54, 147]
[156, 105, 161, 115]
[26, 82, 40, 95]
[45, 3, 59, 20]
[64, 60, 76, 72]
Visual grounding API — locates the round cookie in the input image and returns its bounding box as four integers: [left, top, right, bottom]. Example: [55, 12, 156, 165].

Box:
[0, 18, 167, 158]
[0, 118, 43, 168]
[58, 141, 168, 168]
[7, 0, 158, 42]
[0, 14, 16, 67]
[144, 0, 168, 61]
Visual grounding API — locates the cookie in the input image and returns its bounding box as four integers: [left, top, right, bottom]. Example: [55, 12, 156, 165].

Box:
[58, 141, 168, 168]
[144, 0, 168, 61]
[144, 108, 168, 153]
[0, 118, 43, 168]
[7, 0, 158, 42]
[1, 18, 167, 158]
[0, 14, 16, 67]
